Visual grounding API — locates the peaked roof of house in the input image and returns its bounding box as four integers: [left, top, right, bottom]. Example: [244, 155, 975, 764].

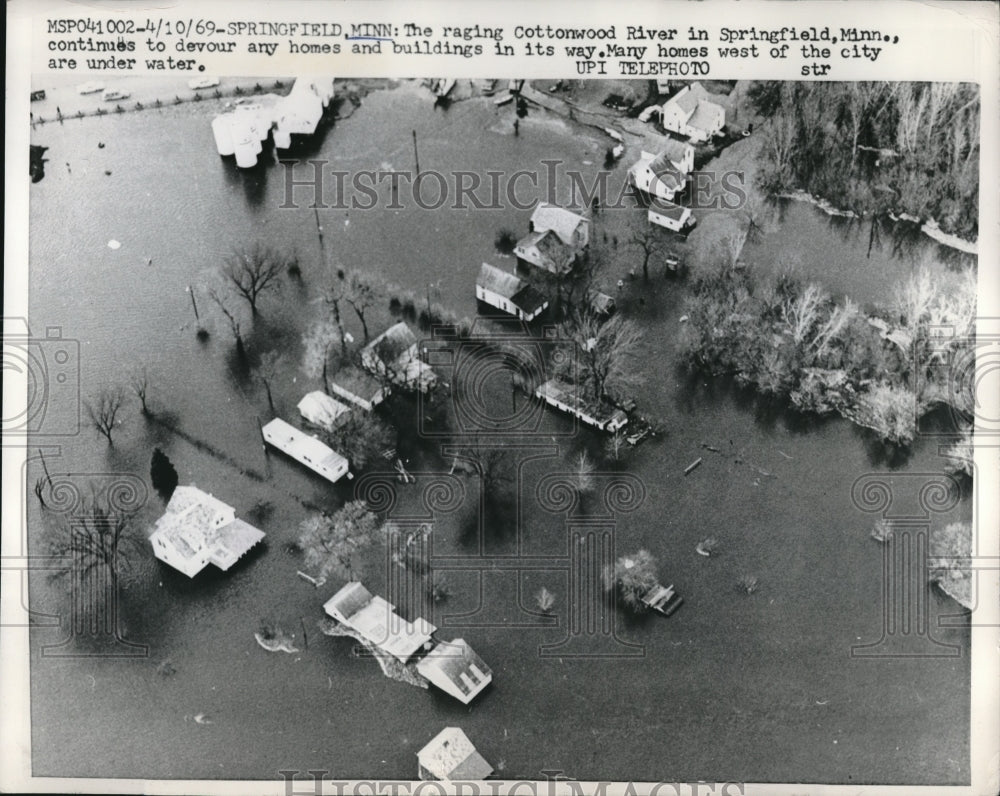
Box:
[367, 322, 418, 364]
[418, 728, 493, 781]
[646, 154, 684, 190]
[669, 86, 700, 115]
[477, 263, 524, 299]
[530, 203, 587, 247]
[331, 366, 385, 402]
[323, 581, 375, 621]
[511, 284, 548, 315]
[688, 102, 722, 132]
[298, 391, 351, 430]
[212, 518, 266, 563]
[415, 638, 492, 703]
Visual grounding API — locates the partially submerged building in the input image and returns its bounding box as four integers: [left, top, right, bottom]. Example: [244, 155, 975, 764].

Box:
[361, 322, 437, 393]
[475, 263, 549, 321]
[417, 728, 493, 781]
[535, 378, 629, 433]
[514, 203, 590, 275]
[323, 581, 436, 662]
[330, 365, 390, 412]
[148, 485, 265, 577]
[323, 581, 494, 704]
[211, 76, 336, 167]
[660, 82, 726, 143]
[628, 145, 693, 202]
[415, 638, 494, 705]
[262, 417, 350, 483]
[298, 391, 351, 431]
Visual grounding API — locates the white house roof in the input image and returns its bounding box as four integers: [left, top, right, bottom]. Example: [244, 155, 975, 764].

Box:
[418, 728, 493, 781]
[323, 581, 436, 662]
[415, 638, 492, 704]
[298, 391, 351, 430]
[530, 203, 587, 247]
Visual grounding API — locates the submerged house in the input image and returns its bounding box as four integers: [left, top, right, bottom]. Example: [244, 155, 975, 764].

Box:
[262, 417, 350, 483]
[211, 76, 336, 167]
[660, 82, 726, 143]
[414, 638, 493, 705]
[323, 581, 436, 663]
[323, 581, 494, 704]
[475, 263, 549, 321]
[330, 366, 390, 412]
[361, 322, 437, 393]
[298, 390, 351, 431]
[535, 378, 629, 433]
[628, 143, 694, 202]
[417, 728, 493, 781]
[148, 485, 265, 578]
[514, 203, 590, 275]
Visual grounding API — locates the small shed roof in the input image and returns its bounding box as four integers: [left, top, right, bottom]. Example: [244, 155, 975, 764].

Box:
[298, 391, 351, 430]
[418, 728, 493, 781]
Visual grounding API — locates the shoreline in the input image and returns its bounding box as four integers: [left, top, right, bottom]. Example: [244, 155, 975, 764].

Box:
[779, 189, 978, 256]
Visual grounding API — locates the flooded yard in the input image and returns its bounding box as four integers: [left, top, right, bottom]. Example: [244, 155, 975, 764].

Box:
[27, 78, 972, 784]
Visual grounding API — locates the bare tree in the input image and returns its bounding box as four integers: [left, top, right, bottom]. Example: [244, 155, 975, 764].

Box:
[323, 269, 350, 359]
[629, 226, 667, 282]
[322, 411, 396, 471]
[44, 482, 140, 619]
[301, 320, 342, 394]
[571, 450, 596, 496]
[85, 385, 126, 446]
[221, 241, 286, 316]
[208, 287, 247, 359]
[455, 437, 514, 508]
[559, 310, 644, 405]
[344, 269, 384, 343]
[256, 351, 281, 413]
[129, 366, 152, 416]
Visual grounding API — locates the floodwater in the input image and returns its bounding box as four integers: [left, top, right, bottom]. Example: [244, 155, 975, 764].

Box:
[26, 79, 971, 784]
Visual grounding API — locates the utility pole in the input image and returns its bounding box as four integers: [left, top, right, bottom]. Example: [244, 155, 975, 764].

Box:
[187, 285, 199, 321]
[412, 129, 420, 177]
[314, 206, 325, 264]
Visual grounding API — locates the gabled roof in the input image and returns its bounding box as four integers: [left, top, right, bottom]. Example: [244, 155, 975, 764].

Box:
[647, 154, 684, 190]
[331, 366, 386, 405]
[367, 322, 418, 365]
[298, 391, 351, 430]
[415, 638, 493, 704]
[323, 581, 374, 623]
[418, 728, 493, 781]
[688, 102, 722, 132]
[510, 284, 548, 316]
[477, 263, 525, 300]
[669, 86, 699, 115]
[530, 203, 587, 246]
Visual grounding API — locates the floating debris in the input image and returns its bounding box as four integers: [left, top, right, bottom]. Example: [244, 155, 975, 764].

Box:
[193, 713, 213, 725]
[695, 537, 719, 557]
[107, 239, 121, 250]
[684, 457, 703, 475]
[255, 623, 300, 654]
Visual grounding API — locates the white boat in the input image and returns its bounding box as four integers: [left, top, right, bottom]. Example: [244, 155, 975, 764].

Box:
[103, 90, 130, 102]
[77, 81, 104, 95]
[189, 76, 221, 90]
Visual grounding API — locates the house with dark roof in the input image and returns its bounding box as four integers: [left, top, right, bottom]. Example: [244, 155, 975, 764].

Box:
[514, 203, 590, 275]
[648, 197, 695, 232]
[660, 82, 726, 143]
[476, 263, 549, 321]
[148, 485, 265, 578]
[535, 378, 629, 433]
[417, 728, 493, 781]
[330, 366, 389, 412]
[361, 322, 437, 393]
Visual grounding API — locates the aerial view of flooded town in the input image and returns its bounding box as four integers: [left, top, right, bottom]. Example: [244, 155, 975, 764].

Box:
[24, 75, 978, 785]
